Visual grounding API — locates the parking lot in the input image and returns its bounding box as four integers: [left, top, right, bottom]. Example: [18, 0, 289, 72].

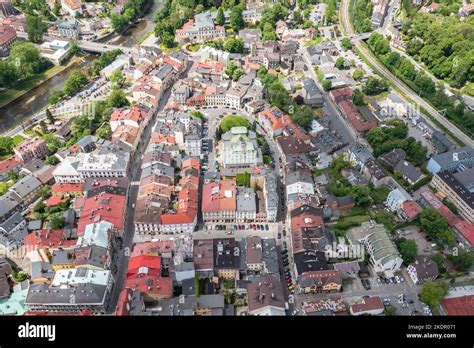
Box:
[396, 225, 435, 255]
[193, 222, 282, 241]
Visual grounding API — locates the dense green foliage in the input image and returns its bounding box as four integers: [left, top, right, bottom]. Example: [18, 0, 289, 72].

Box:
[258, 3, 288, 40]
[224, 37, 244, 53]
[154, 0, 213, 48]
[219, 115, 251, 133]
[91, 49, 124, 76]
[258, 67, 316, 129]
[110, 0, 149, 33]
[363, 76, 389, 95]
[366, 120, 427, 166]
[225, 61, 245, 81]
[420, 280, 449, 309]
[26, 15, 46, 43]
[403, 14, 474, 88]
[447, 249, 474, 273]
[324, 0, 338, 25]
[351, 0, 373, 33]
[0, 42, 52, 88]
[419, 208, 456, 247]
[395, 237, 418, 264]
[368, 31, 474, 137]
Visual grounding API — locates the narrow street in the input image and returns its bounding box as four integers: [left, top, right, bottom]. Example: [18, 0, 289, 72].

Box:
[106, 62, 193, 313]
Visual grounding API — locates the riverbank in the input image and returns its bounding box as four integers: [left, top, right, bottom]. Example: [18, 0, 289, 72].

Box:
[0, 56, 84, 110]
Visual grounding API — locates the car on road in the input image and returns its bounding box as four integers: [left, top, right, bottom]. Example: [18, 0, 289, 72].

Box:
[283, 242, 287, 249]
[277, 233, 281, 239]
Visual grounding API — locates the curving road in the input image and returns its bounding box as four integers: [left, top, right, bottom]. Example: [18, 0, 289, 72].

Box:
[339, 0, 474, 147]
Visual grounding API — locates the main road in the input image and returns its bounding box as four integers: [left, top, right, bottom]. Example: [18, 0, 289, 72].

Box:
[339, 0, 474, 147]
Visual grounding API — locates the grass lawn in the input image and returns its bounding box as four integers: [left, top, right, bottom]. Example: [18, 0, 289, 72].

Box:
[370, 186, 390, 204]
[462, 82, 474, 97]
[304, 37, 323, 47]
[0, 65, 64, 109]
[339, 214, 370, 224]
[12, 135, 25, 146]
[187, 44, 201, 52]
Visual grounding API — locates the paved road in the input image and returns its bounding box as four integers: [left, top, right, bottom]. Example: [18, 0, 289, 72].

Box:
[340, 0, 473, 147]
[299, 48, 362, 146]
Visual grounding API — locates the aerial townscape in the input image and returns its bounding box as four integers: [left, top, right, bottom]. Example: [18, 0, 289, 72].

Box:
[0, 0, 472, 319]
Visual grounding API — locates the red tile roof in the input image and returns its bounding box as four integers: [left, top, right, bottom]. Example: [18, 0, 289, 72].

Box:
[127, 255, 161, 277]
[77, 192, 125, 235]
[291, 213, 324, 232]
[453, 220, 474, 245]
[0, 156, 22, 174]
[124, 274, 173, 300]
[339, 99, 378, 132]
[45, 195, 67, 207]
[202, 181, 220, 212]
[24, 229, 76, 249]
[351, 296, 384, 314]
[51, 183, 84, 194]
[401, 200, 422, 219]
[0, 24, 16, 46]
[182, 158, 200, 171]
[441, 295, 474, 315]
[110, 105, 151, 125]
[437, 206, 460, 226]
[160, 209, 197, 225]
[131, 241, 174, 258]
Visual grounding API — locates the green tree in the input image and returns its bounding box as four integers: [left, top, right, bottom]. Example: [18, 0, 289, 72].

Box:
[195, 4, 205, 13]
[161, 31, 176, 48]
[353, 89, 365, 105]
[431, 253, 446, 274]
[45, 155, 60, 165]
[111, 13, 129, 33]
[45, 108, 55, 124]
[230, 5, 245, 31]
[322, 80, 332, 91]
[49, 213, 65, 229]
[395, 237, 418, 264]
[110, 70, 124, 88]
[96, 124, 111, 140]
[194, 275, 201, 297]
[352, 69, 364, 81]
[351, 185, 371, 207]
[363, 76, 389, 95]
[335, 57, 346, 70]
[420, 280, 449, 309]
[0, 136, 14, 157]
[63, 71, 89, 96]
[341, 38, 352, 50]
[420, 208, 455, 246]
[352, 0, 373, 33]
[7, 169, 19, 182]
[262, 22, 277, 40]
[0, 60, 19, 88]
[9, 42, 44, 79]
[26, 15, 46, 43]
[448, 249, 474, 273]
[225, 60, 244, 81]
[224, 37, 244, 53]
[216, 7, 225, 26]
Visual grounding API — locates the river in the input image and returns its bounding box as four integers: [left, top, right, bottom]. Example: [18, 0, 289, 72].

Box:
[0, 55, 96, 131]
[0, 0, 160, 133]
